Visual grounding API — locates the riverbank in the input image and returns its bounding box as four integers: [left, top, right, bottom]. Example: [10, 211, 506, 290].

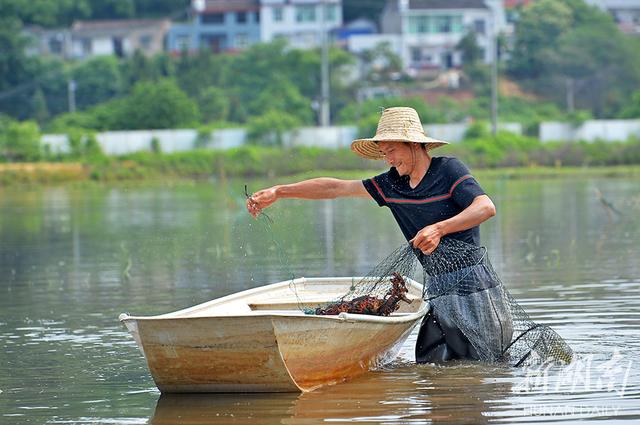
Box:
[2, 147, 640, 187]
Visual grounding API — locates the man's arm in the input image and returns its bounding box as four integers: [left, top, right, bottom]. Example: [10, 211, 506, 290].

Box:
[410, 195, 496, 254]
[247, 178, 369, 218]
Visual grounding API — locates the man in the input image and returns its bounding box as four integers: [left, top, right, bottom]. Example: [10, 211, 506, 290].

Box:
[247, 107, 497, 363]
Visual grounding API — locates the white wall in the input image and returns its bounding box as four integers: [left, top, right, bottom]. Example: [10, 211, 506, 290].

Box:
[540, 120, 640, 142]
[41, 120, 640, 156]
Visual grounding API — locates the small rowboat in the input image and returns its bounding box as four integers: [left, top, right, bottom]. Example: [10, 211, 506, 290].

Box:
[119, 276, 428, 393]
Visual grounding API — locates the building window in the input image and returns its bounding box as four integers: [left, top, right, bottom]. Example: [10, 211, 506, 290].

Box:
[255, 11, 260, 23]
[408, 16, 431, 33]
[49, 37, 63, 54]
[435, 16, 452, 33]
[273, 7, 283, 22]
[324, 4, 337, 22]
[235, 33, 249, 48]
[201, 13, 224, 24]
[176, 34, 190, 50]
[473, 19, 485, 34]
[296, 5, 316, 23]
[81, 38, 91, 55]
[200, 34, 226, 53]
[236, 11, 247, 23]
[411, 47, 422, 62]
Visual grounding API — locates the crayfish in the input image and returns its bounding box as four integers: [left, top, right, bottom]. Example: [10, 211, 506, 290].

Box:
[315, 273, 413, 316]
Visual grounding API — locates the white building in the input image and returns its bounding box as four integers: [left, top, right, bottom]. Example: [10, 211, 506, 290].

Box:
[260, 0, 343, 48]
[349, 0, 506, 73]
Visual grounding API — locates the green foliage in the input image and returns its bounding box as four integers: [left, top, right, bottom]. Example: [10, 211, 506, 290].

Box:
[620, 91, 640, 118]
[0, 0, 91, 27]
[508, 0, 640, 117]
[71, 56, 123, 110]
[457, 32, 483, 66]
[123, 79, 200, 129]
[64, 127, 107, 164]
[247, 110, 302, 146]
[0, 117, 42, 162]
[150, 137, 161, 154]
[197, 86, 230, 123]
[1, 0, 188, 27]
[357, 42, 403, 83]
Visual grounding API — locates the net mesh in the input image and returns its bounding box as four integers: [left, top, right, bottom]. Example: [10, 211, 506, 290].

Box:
[306, 238, 573, 367]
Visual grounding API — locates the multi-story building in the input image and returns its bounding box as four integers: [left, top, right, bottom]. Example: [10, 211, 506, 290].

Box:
[260, 0, 342, 49]
[167, 0, 261, 53]
[167, 0, 343, 53]
[349, 0, 507, 73]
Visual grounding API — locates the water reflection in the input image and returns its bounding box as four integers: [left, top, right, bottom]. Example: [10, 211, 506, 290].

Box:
[1, 177, 640, 424]
[149, 363, 514, 425]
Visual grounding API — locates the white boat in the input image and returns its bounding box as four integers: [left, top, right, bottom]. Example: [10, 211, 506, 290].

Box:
[119, 276, 428, 393]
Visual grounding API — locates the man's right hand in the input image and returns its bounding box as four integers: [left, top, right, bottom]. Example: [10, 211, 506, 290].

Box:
[246, 186, 278, 218]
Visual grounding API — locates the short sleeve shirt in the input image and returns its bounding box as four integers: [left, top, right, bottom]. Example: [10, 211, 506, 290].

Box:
[362, 156, 485, 245]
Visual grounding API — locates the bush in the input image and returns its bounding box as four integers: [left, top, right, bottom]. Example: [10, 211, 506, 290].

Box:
[0, 118, 42, 162]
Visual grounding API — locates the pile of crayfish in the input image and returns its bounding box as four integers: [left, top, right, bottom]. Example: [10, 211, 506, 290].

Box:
[315, 273, 413, 316]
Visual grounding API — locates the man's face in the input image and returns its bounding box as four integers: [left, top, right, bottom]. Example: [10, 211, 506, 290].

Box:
[378, 142, 414, 176]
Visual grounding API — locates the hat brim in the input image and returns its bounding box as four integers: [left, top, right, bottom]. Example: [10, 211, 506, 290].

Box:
[350, 136, 449, 160]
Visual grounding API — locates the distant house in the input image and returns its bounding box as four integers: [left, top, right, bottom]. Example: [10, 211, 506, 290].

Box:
[348, 0, 507, 73]
[25, 19, 171, 59]
[24, 19, 171, 60]
[167, 0, 261, 53]
[71, 20, 170, 58]
[167, 0, 343, 53]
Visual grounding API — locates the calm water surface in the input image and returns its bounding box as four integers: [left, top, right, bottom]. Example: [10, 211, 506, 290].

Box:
[1, 176, 639, 424]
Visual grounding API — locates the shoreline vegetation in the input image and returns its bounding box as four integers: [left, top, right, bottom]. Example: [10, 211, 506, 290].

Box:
[2, 145, 640, 187]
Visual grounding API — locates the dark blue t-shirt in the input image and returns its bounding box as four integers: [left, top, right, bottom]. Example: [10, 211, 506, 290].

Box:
[362, 156, 486, 245]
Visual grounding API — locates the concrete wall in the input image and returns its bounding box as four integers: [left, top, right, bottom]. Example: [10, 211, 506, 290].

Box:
[41, 126, 358, 155]
[540, 119, 640, 142]
[41, 119, 640, 156]
[425, 122, 522, 142]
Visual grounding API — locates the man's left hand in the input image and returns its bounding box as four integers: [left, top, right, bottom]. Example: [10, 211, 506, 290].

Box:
[410, 224, 444, 255]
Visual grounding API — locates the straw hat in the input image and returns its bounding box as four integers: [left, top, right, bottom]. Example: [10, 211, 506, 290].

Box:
[351, 107, 448, 160]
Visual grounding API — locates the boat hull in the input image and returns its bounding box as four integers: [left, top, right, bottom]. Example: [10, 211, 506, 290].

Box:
[120, 277, 428, 393]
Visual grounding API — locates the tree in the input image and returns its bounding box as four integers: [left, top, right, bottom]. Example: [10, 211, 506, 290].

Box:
[0, 18, 39, 119]
[507, 0, 640, 117]
[71, 56, 122, 110]
[197, 86, 230, 123]
[247, 110, 301, 146]
[508, 0, 574, 79]
[620, 91, 640, 119]
[457, 32, 482, 66]
[32, 88, 50, 124]
[0, 0, 91, 27]
[0, 118, 42, 162]
[122, 79, 200, 129]
[343, 0, 386, 24]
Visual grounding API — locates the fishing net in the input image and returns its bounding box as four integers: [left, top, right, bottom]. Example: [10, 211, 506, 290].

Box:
[308, 238, 573, 367]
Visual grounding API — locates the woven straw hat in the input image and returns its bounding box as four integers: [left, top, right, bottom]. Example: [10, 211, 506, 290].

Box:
[351, 107, 448, 160]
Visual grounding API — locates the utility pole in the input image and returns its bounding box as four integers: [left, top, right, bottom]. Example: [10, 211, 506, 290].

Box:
[490, 4, 498, 136]
[67, 79, 76, 113]
[320, 0, 330, 127]
[566, 77, 575, 113]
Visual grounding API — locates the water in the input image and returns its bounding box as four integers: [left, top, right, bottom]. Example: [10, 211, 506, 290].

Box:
[1, 176, 639, 424]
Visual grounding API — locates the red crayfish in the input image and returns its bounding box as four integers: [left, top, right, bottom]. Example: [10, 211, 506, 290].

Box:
[315, 273, 413, 316]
